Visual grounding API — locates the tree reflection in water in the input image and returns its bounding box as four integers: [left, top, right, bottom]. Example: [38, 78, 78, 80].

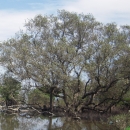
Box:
[0, 114, 118, 130]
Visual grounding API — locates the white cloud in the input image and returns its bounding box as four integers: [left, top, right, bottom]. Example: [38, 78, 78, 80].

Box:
[0, 9, 44, 41]
[0, 2, 62, 41]
[0, 0, 130, 41]
[63, 0, 130, 25]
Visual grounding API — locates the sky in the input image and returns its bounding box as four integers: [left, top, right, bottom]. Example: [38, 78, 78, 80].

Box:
[0, 0, 130, 41]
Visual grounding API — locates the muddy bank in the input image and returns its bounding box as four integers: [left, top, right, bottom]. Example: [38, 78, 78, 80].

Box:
[0, 104, 129, 121]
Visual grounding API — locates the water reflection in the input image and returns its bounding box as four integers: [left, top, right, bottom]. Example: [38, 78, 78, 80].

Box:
[0, 113, 118, 130]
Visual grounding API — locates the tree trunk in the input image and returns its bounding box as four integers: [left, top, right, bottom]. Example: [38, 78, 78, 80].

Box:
[5, 100, 8, 108]
[50, 88, 53, 112]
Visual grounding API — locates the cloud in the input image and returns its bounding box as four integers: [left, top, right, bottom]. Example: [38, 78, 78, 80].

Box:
[0, 1, 66, 41]
[0, 0, 130, 41]
[0, 9, 43, 41]
[62, 0, 130, 25]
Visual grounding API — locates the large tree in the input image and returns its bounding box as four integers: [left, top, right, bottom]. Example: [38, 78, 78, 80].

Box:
[0, 10, 130, 113]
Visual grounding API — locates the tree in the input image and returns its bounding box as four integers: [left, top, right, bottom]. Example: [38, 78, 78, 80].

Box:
[0, 74, 21, 107]
[0, 10, 130, 113]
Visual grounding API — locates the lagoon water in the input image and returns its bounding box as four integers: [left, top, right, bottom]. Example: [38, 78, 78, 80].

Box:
[0, 113, 118, 130]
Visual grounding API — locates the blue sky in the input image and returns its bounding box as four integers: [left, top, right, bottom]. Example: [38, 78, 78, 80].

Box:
[0, 0, 67, 10]
[0, 0, 130, 41]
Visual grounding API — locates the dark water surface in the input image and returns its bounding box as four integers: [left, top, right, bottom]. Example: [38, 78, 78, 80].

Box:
[0, 113, 118, 130]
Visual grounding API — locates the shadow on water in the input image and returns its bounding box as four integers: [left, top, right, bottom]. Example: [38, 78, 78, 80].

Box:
[0, 113, 118, 130]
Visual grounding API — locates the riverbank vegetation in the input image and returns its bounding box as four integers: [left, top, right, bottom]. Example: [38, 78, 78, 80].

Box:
[0, 10, 130, 128]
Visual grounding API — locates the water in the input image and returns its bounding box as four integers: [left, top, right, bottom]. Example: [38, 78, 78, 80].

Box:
[0, 113, 118, 130]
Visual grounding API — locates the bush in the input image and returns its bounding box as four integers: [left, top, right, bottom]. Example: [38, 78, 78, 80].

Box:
[28, 89, 50, 107]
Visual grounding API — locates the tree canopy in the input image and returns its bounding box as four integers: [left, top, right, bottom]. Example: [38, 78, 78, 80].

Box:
[0, 10, 130, 113]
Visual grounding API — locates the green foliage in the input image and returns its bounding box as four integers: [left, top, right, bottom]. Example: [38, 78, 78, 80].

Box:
[126, 126, 130, 130]
[28, 88, 50, 106]
[123, 91, 130, 102]
[1, 10, 130, 112]
[0, 75, 21, 101]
